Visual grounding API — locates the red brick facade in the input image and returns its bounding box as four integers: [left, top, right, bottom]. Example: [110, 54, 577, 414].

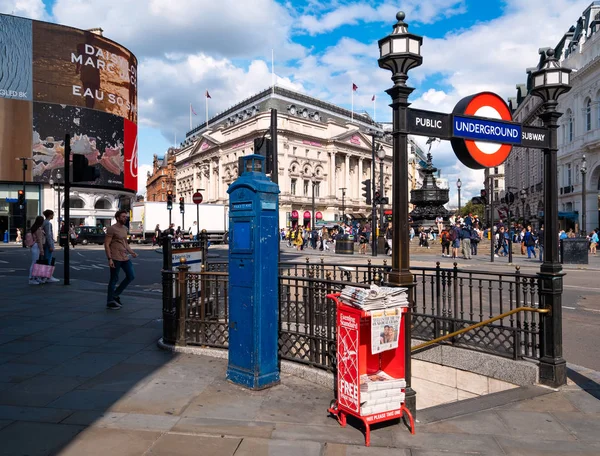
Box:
[146, 148, 177, 202]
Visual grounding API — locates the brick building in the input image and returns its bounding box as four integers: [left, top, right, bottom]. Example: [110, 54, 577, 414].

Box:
[146, 149, 177, 202]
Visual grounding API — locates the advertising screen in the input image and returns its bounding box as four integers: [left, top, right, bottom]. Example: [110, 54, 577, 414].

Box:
[0, 13, 138, 193]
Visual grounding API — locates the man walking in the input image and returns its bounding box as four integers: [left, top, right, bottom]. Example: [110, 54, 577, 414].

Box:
[42, 210, 60, 283]
[104, 210, 137, 310]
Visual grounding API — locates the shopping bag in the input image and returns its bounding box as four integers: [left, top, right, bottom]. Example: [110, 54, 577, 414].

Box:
[34, 259, 54, 278]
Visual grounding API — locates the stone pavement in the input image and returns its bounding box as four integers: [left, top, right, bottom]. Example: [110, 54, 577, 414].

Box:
[0, 279, 599, 455]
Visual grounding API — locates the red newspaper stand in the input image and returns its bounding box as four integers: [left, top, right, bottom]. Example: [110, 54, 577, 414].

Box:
[326, 292, 415, 446]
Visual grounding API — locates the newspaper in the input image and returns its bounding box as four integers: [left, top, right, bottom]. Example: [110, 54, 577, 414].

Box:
[361, 392, 405, 407]
[360, 400, 402, 416]
[340, 285, 409, 311]
[371, 308, 402, 354]
[360, 370, 406, 392]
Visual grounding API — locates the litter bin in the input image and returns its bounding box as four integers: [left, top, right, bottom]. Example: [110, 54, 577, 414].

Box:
[335, 238, 354, 255]
[560, 238, 588, 265]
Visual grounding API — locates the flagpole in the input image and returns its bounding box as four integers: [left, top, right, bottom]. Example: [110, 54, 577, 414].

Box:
[271, 49, 275, 94]
[189, 103, 192, 131]
[206, 90, 209, 129]
[351, 86, 354, 122]
[373, 96, 376, 122]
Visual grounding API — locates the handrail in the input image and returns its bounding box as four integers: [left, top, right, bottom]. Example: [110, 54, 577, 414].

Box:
[411, 306, 550, 352]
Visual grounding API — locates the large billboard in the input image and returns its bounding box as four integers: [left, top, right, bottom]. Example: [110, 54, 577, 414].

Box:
[0, 14, 138, 193]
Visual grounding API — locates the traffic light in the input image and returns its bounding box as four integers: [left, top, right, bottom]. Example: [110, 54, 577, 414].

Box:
[480, 188, 488, 205]
[72, 154, 100, 182]
[17, 189, 25, 207]
[471, 197, 484, 205]
[373, 190, 381, 205]
[167, 190, 173, 210]
[179, 197, 185, 213]
[361, 179, 371, 205]
[254, 137, 273, 174]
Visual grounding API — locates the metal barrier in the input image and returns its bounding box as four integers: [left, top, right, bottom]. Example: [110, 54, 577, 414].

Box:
[163, 258, 545, 370]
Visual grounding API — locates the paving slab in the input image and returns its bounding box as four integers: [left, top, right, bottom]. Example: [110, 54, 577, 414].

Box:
[44, 352, 130, 378]
[172, 416, 275, 438]
[392, 432, 506, 455]
[0, 340, 51, 354]
[145, 433, 241, 456]
[418, 410, 512, 436]
[0, 421, 84, 456]
[104, 412, 180, 432]
[76, 362, 157, 392]
[47, 389, 124, 411]
[60, 410, 127, 427]
[235, 437, 322, 456]
[495, 390, 580, 412]
[323, 443, 412, 456]
[562, 390, 600, 414]
[86, 341, 149, 355]
[123, 348, 176, 366]
[495, 410, 575, 441]
[13, 344, 90, 365]
[0, 361, 52, 383]
[494, 434, 600, 456]
[0, 404, 73, 423]
[56, 427, 161, 456]
[552, 411, 600, 442]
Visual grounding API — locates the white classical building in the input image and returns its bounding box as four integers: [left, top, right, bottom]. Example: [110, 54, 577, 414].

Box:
[174, 86, 425, 228]
[506, 1, 600, 232]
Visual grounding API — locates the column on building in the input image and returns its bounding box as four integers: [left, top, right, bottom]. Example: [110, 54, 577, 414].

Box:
[216, 158, 223, 202]
[329, 151, 336, 197]
[357, 157, 363, 201]
[208, 160, 214, 202]
[344, 154, 350, 198]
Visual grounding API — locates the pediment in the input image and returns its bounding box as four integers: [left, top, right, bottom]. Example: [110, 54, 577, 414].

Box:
[190, 136, 221, 157]
[332, 130, 373, 150]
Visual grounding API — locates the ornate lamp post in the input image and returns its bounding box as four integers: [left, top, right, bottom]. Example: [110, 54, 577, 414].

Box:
[378, 11, 422, 416]
[580, 155, 587, 237]
[456, 178, 462, 214]
[377, 143, 386, 252]
[49, 170, 64, 242]
[529, 47, 572, 387]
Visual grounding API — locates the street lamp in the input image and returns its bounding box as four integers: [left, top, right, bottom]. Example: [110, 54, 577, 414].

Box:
[581, 155, 587, 237]
[378, 10, 422, 416]
[529, 47, 572, 387]
[456, 178, 462, 214]
[520, 188, 527, 225]
[311, 174, 316, 231]
[339, 188, 347, 224]
[50, 170, 64, 242]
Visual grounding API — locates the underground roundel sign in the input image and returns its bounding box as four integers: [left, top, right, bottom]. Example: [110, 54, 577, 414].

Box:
[451, 92, 521, 170]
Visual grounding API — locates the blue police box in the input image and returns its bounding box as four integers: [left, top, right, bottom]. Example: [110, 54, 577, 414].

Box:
[226, 155, 280, 389]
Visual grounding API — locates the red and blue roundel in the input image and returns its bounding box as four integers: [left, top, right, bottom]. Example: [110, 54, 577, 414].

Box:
[451, 92, 518, 170]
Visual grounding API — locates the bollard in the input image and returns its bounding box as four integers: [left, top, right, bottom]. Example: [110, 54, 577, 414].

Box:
[176, 257, 189, 347]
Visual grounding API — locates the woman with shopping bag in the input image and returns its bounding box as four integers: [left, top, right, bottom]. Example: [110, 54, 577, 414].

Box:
[26, 216, 46, 285]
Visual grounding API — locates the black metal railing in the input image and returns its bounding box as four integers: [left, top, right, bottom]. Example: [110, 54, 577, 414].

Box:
[163, 258, 544, 371]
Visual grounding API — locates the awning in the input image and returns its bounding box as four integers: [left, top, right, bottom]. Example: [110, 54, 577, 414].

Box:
[538, 211, 579, 221]
[347, 213, 367, 219]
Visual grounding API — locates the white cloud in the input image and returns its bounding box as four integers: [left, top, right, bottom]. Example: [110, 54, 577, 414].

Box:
[0, 0, 47, 19]
[297, 0, 467, 35]
[137, 164, 153, 196]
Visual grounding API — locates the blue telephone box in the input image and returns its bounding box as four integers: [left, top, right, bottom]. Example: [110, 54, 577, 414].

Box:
[226, 155, 280, 389]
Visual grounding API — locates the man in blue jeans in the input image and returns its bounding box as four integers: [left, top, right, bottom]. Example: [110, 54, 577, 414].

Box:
[104, 210, 137, 310]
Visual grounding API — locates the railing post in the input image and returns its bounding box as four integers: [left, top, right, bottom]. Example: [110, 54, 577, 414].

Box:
[162, 235, 175, 345]
[176, 259, 189, 347]
[200, 229, 209, 264]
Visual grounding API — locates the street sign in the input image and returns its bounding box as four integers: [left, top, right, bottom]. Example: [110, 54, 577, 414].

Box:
[521, 125, 550, 148]
[450, 92, 515, 170]
[407, 108, 452, 139]
[192, 192, 203, 204]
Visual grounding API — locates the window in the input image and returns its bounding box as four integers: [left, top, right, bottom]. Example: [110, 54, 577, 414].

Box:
[94, 199, 111, 210]
[314, 182, 320, 198]
[575, 165, 580, 183]
[291, 179, 297, 195]
[303, 180, 309, 196]
[494, 167, 498, 174]
[161, 181, 165, 188]
[292, 147, 297, 155]
[494, 179, 499, 188]
[566, 163, 572, 187]
[586, 99, 592, 131]
[568, 111, 574, 141]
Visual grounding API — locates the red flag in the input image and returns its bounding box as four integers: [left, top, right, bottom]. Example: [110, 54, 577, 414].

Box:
[205, 90, 211, 99]
[191, 105, 197, 116]
[371, 95, 375, 101]
[352, 83, 358, 91]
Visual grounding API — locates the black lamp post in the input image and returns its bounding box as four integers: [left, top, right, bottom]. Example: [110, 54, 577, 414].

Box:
[378, 11, 422, 417]
[520, 188, 527, 226]
[529, 47, 572, 387]
[581, 155, 587, 237]
[311, 174, 316, 231]
[377, 144, 386, 252]
[457, 178, 462, 214]
[339, 187, 346, 224]
[370, 131, 381, 256]
[50, 170, 64, 242]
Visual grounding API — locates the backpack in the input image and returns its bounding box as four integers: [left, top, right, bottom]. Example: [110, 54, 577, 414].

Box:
[441, 232, 448, 243]
[448, 228, 457, 242]
[470, 229, 480, 242]
[25, 232, 35, 247]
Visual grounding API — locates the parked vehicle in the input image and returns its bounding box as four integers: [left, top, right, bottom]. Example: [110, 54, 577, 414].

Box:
[130, 202, 229, 244]
[74, 226, 106, 245]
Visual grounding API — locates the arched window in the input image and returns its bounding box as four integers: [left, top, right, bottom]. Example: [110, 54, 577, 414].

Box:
[63, 198, 85, 209]
[585, 98, 592, 131]
[94, 199, 111, 210]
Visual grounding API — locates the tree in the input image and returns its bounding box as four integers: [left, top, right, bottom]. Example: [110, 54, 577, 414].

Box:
[458, 200, 485, 219]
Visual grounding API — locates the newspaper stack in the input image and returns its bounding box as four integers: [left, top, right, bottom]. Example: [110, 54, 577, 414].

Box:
[340, 285, 409, 311]
[359, 370, 406, 416]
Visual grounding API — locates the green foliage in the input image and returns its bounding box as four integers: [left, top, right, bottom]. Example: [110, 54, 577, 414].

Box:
[458, 201, 485, 218]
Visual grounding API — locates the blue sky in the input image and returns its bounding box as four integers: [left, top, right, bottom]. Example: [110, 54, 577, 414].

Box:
[1, 0, 590, 200]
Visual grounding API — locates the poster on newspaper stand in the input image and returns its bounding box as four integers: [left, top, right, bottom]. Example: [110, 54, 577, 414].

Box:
[371, 308, 402, 354]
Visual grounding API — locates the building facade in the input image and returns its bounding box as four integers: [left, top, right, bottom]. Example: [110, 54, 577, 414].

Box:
[146, 149, 177, 203]
[505, 1, 600, 232]
[173, 87, 425, 228]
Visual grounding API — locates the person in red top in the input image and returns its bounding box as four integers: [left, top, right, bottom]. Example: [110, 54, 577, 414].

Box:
[104, 210, 137, 310]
